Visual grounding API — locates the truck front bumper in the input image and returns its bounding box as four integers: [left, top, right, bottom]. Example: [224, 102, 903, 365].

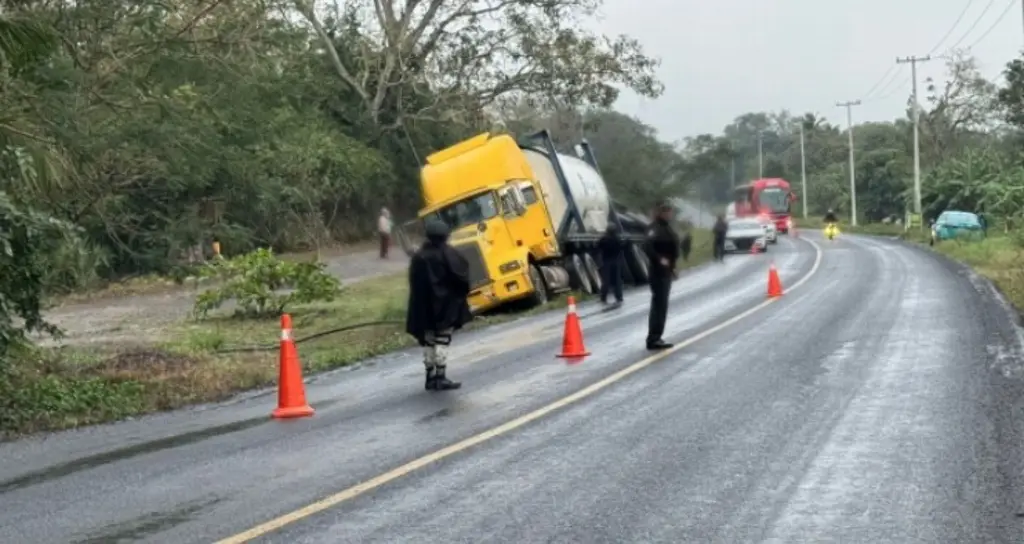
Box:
[467, 270, 533, 313]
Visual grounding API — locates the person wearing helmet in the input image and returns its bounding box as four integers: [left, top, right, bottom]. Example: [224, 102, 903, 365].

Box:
[405, 219, 472, 390]
[823, 208, 838, 224]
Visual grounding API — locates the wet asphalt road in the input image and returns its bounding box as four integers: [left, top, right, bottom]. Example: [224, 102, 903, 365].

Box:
[3, 233, 1024, 543]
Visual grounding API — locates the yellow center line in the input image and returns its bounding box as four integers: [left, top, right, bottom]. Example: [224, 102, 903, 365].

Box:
[215, 239, 823, 544]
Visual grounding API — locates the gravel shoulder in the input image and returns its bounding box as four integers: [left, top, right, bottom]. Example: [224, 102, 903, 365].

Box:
[39, 250, 410, 347]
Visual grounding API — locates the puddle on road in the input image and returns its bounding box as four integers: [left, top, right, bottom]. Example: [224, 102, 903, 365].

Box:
[70, 496, 222, 543]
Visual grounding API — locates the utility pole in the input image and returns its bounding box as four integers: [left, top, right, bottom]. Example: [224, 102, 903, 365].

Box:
[799, 123, 808, 219]
[897, 55, 932, 219]
[730, 157, 736, 188]
[836, 100, 861, 226]
[756, 131, 764, 178]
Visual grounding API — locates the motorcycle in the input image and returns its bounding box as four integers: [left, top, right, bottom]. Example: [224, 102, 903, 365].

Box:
[825, 222, 839, 240]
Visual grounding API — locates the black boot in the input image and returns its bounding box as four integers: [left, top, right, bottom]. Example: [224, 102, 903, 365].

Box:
[646, 339, 674, 350]
[432, 366, 461, 390]
[424, 367, 437, 390]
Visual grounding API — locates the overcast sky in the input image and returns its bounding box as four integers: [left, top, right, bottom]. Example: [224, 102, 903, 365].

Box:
[595, 0, 1023, 142]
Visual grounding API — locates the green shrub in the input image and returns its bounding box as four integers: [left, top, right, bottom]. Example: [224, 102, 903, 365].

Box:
[192, 248, 341, 319]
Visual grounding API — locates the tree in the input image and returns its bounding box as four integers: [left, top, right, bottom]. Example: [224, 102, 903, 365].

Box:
[297, 0, 664, 132]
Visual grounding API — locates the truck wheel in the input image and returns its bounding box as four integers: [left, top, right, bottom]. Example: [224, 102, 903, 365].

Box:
[625, 244, 649, 286]
[583, 253, 602, 295]
[527, 264, 548, 306]
[567, 253, 594, 294]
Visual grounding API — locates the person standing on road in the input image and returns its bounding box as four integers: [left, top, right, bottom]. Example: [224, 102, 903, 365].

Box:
[712, 214, 728, 262]
[644, 202, 680, 350]
[597, 223, 625, 306]
[679, 222, 693, 262]
[405, 219, 473, 391]
[378, 207, 392, 259]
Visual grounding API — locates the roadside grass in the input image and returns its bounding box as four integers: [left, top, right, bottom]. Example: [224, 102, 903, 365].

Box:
[929, 236, 1024, 310]
[3, 230, 716, 439]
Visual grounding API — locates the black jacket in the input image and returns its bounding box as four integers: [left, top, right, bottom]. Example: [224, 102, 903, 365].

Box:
[405, 241, 473, 343]
[824, 212, 838, 223]
[597, 229, 624, 264]
[712, 218, 728, 238]
[644, 217, 680, 277]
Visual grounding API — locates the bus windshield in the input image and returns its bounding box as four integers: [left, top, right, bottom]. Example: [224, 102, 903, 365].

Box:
[758, 187, 790, 214]
[425, 192, 500, 232]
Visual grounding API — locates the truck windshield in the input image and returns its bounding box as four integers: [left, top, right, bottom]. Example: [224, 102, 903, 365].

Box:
[758, 187, 790, 214]
[427, 192, 500, 232]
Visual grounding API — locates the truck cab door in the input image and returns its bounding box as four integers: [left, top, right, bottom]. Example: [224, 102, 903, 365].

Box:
[394, 218, 425, 257]
[502, 180, 559, 259]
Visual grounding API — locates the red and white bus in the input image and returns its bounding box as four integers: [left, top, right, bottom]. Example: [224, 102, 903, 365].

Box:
[732, 178, 797, 234]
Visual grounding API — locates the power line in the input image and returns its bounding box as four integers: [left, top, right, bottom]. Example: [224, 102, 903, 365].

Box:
[862, 65, 898, 99]
[966, 0, 1017, 49]
[864, 1, 975, 101]
[949, 0, 998, 50]
[865, 74, 911, 103]
[930, 0, 977, 53]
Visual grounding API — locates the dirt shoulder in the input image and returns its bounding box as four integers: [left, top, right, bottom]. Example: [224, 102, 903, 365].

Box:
[38, 249, 410, 348]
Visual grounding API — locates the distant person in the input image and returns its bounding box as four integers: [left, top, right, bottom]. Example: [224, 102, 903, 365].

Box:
[405, 219, 472, 391]
[823, 208, 838, 224]
[378, 207, 392, 259]
[597, 224, 625, 306]
[712, 214, 728, 262]
[679, 222, 693, 262]
[644, 201, 680, 350]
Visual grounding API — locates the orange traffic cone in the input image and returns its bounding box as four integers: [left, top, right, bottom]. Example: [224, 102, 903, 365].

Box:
[767, 262, 784, 298]
[556, 296, 590, 359]
[272, 314, 315, 419]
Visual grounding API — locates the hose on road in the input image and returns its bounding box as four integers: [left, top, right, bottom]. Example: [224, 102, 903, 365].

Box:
[212, 320, 404, 354]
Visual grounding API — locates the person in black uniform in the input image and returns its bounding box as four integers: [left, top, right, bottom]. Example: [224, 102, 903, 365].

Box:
[597, 224, 625, 306]
[823, 208, 838, 224]
[405, 219, 473, 390]
[712, 214, 728, 262]
[644, 202, 680, 350]
[679, 223, 693, 262]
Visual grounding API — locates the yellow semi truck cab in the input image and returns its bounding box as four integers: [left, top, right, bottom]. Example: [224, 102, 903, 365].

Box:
[418, 133, 561, 312]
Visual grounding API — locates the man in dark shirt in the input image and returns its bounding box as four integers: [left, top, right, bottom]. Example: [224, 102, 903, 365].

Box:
[823, 208, 838, 224]
[712, 214, 728, 262]
[597, 224, 625, 306]
[644, 202, 680, 350]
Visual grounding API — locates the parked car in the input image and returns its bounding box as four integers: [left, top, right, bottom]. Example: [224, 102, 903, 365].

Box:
[758, 216, 778, 244]
[930, 210, 984, 246]
[724, 218, 768, 253]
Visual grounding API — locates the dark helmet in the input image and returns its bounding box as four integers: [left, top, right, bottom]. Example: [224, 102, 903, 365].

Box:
[424, 218, 450, 243]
